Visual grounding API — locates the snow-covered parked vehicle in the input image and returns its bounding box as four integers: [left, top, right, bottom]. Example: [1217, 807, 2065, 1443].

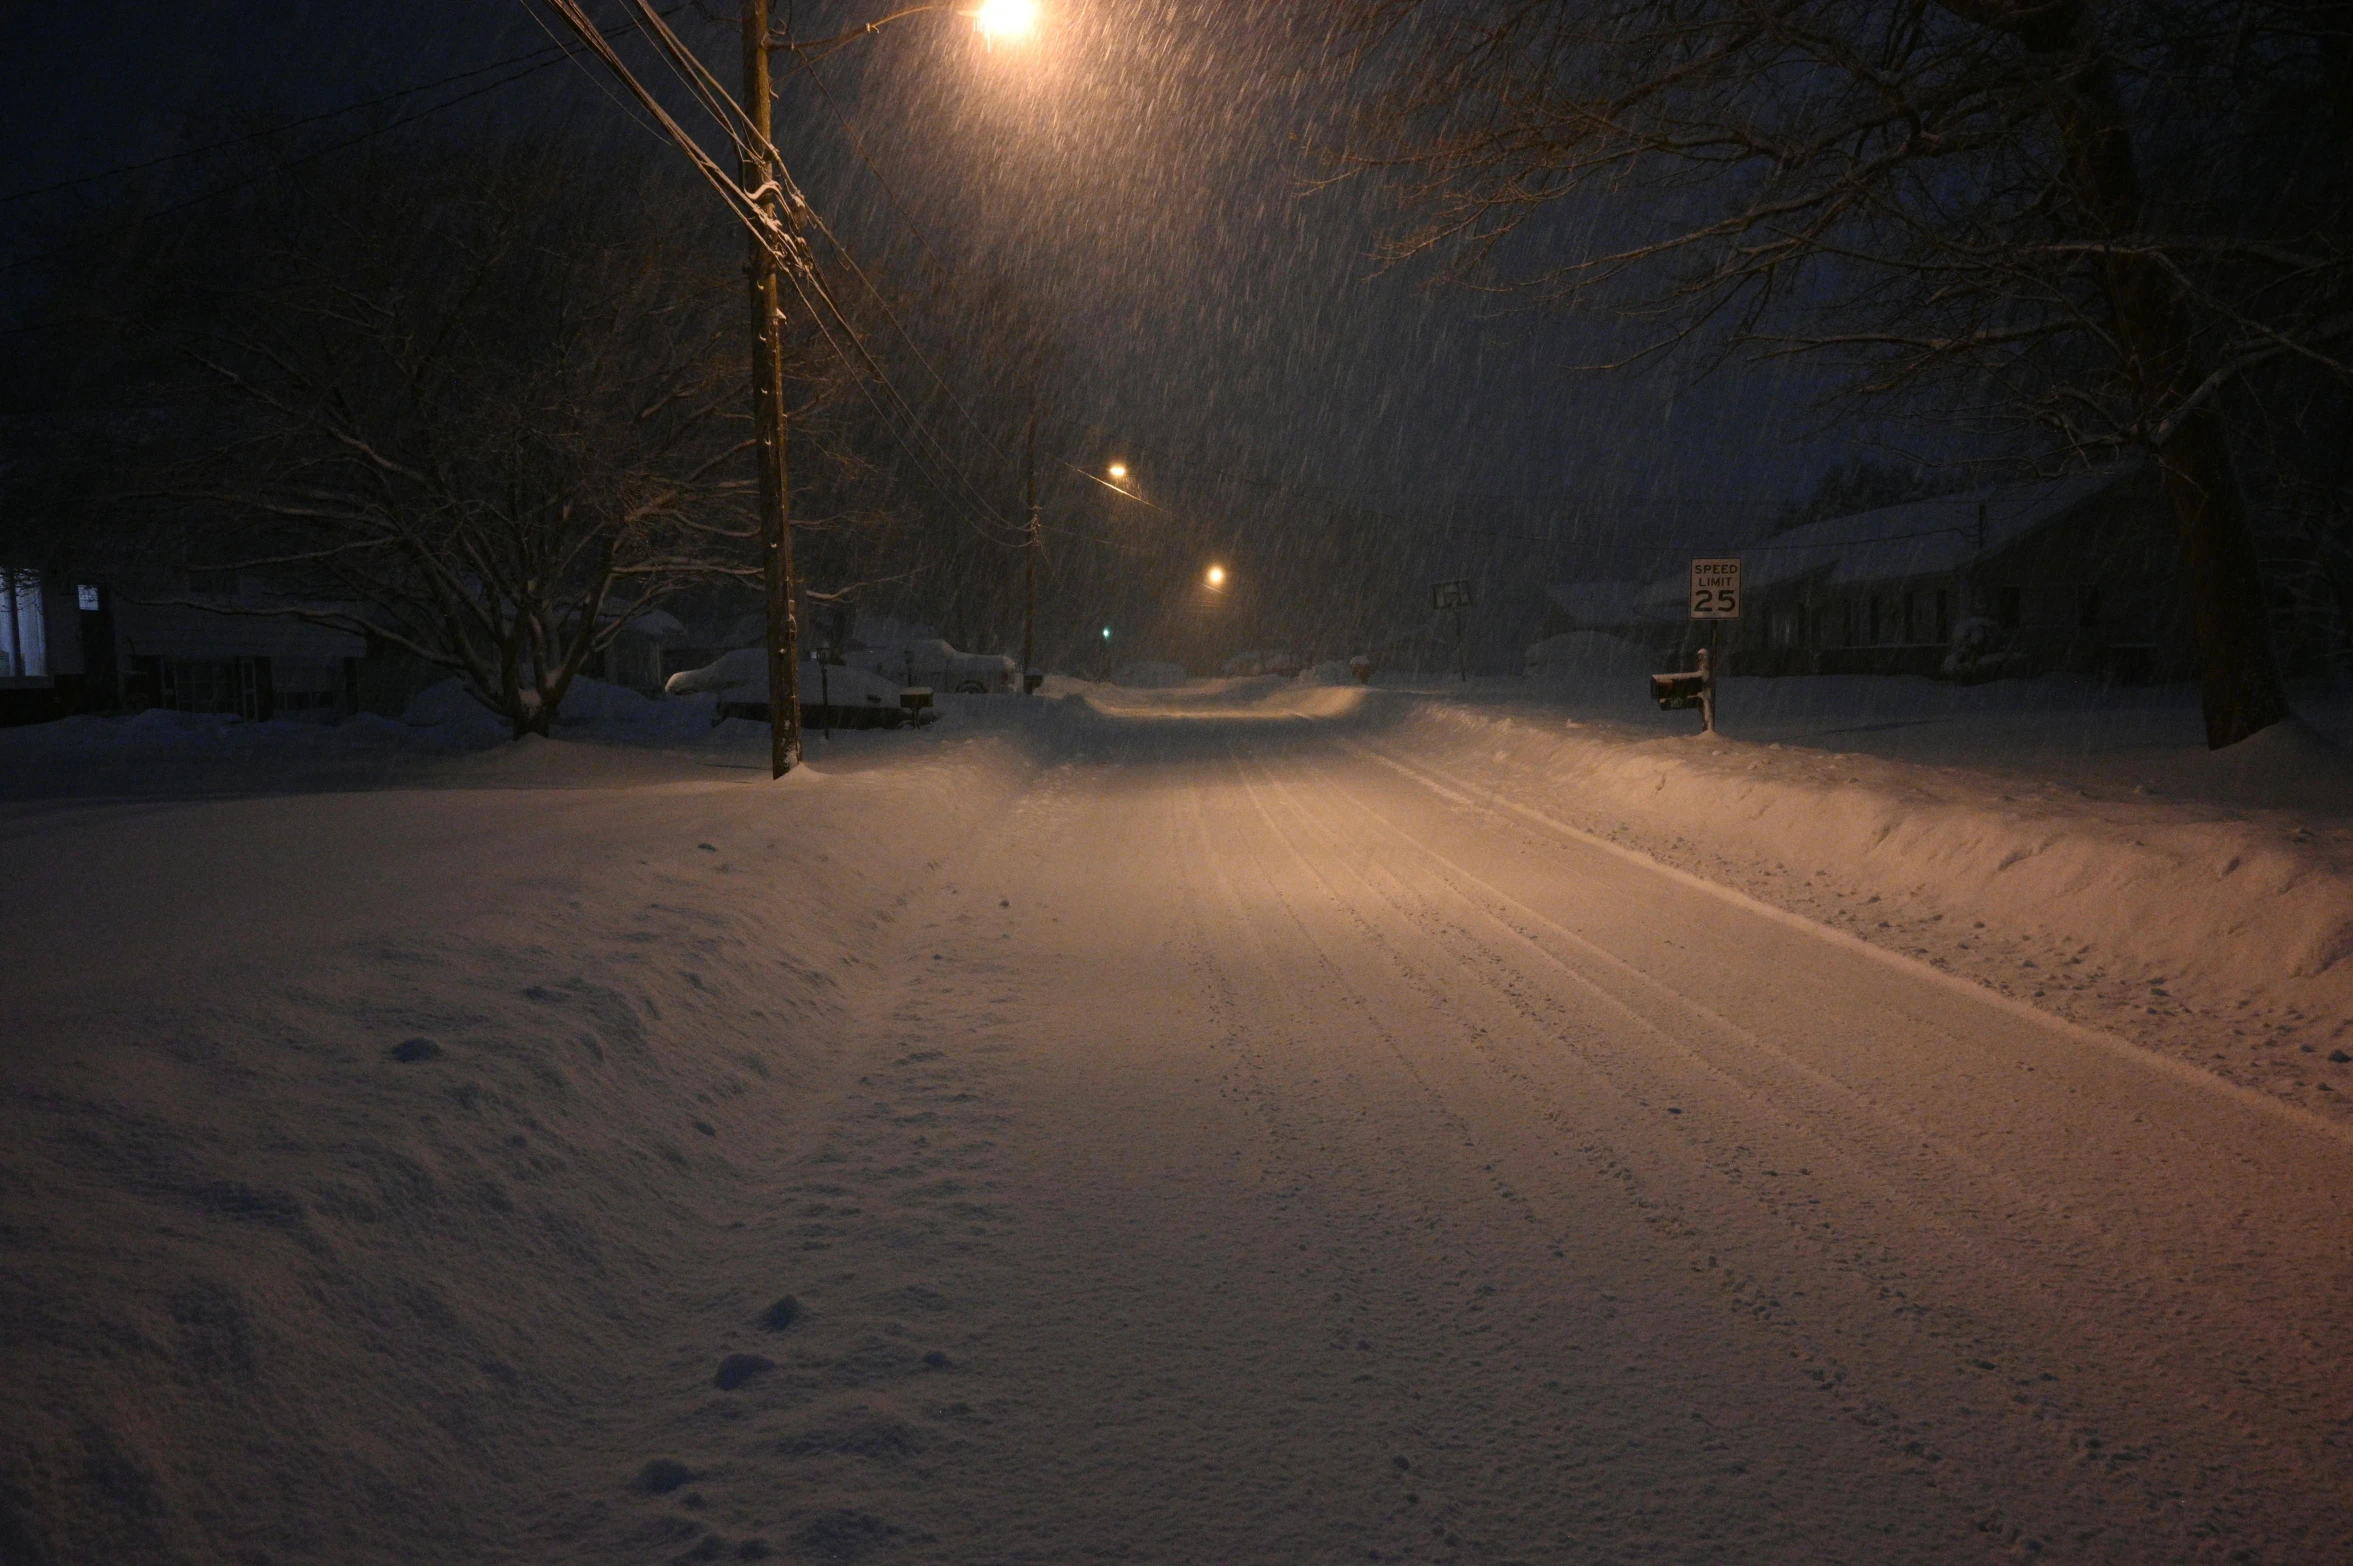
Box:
[663, 648, 934, 729]
[847, 638, 1018, 695]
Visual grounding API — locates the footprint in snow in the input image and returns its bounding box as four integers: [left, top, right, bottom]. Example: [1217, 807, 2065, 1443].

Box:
[632, 1458, 697, 1494]
[714, 1353, 774, 1390]
[788, 1510, 898, 1563]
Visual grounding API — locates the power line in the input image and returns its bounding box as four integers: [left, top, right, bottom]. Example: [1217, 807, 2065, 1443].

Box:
[535, 0, 1027, 549]
[614, 1, 1029, 542]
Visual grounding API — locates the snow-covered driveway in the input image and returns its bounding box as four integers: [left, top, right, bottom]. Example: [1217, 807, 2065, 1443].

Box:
[5, 688, 2348, 1564]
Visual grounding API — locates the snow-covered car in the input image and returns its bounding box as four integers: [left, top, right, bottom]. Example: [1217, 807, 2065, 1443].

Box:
[663, 648, 933, 728]
[848, 638, 1018, 695]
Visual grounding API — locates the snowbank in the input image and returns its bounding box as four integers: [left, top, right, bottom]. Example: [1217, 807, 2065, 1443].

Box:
[0, 706, 405, 759]
[1110, 661, 1189, 689]
[1357, 693, 2353, 1100]
[0, 730, 1039, 1560]
[404, 675, 725, 748]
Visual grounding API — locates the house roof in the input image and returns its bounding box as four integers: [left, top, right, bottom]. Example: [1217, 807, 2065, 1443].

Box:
[1632, 464, 2142, 614]
[1542, 581, 1650, 625]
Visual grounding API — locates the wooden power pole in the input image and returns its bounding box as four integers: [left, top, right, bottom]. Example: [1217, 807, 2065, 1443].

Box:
[1022, 395, 1039, 694]
[742, 0, 800, 775]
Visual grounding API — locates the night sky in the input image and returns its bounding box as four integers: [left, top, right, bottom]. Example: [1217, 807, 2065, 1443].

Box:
[2, 1, 1866, 595]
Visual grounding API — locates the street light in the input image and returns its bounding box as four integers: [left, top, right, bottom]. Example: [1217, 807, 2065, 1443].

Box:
[1206, 565, 1227, 589]
[1107, 461, 1129, 482]
[539, 0, 1048, 772]
[973, 0, 1039, 43]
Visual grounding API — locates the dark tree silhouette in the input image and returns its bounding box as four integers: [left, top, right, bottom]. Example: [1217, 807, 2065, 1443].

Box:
[1333, 0, 2353, 744]
[32, 131, 854, 737]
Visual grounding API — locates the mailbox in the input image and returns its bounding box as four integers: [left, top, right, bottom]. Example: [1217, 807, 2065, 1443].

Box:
[1651, 671, 1707, 711]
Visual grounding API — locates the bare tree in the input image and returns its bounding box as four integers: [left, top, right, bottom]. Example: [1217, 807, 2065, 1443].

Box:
[1332, 0, 2353, 745]
[52, 130, 858, 737]
[805, 265, 1060, 655]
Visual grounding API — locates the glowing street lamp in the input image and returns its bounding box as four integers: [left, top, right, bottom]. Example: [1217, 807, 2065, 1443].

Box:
[1205, 565, 1228, 589]
[973, 0, 1039, 44]
[1107, 461, 1129, 482]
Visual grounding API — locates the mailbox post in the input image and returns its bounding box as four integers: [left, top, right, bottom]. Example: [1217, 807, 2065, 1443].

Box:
[1684, 557, 1741, 734]
[1432, 579, 1473, 682]
[1647, 650, 1717, 733]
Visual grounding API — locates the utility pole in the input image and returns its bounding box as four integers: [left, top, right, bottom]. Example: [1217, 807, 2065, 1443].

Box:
[1022, 393, 1039, 694]
[742, 0, 800, 776]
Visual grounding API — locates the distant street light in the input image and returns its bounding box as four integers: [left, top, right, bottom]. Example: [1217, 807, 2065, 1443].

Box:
[1205, 565, 1228, 589]
[1102, 626, 1113, 639]
[1107, 461, 1129, 481]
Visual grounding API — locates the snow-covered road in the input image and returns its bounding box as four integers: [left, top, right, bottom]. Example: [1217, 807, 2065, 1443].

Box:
[6, 688, 2349, 1564]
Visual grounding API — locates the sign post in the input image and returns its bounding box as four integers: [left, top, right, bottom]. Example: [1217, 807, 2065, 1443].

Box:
[1687, 557, 1742, 734]
[1689, 558, 1743, 621]
[1432, 578, 1473, 682]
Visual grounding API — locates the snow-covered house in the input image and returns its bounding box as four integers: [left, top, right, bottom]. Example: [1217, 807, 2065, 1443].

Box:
[1634, 465, 2187, 681]
[0, 563, 432, 726]
[110, 584, 374, 721]
[583, 607, 691, 694]
[1535, 581, 1662, 641]
[0, 564, 99, 726]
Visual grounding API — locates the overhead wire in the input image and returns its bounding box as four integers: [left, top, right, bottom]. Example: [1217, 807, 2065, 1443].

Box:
[555, 0, 1162, 563]
[602, 1, 1049, 546]
[541, 0, 1028, 547]
[787, 50, 1023, 464]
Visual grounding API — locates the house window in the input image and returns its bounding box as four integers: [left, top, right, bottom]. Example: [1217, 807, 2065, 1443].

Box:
[77, 583, 102, 612]
[152, 657, 274, 720]
[1, 566, 47, 679]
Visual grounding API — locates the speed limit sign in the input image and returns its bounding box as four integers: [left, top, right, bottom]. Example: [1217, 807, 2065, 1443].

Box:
[1690, 558, 1742, 619]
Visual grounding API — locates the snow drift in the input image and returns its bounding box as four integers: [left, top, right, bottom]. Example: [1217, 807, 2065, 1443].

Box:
[1352, 692, 2353, 1104]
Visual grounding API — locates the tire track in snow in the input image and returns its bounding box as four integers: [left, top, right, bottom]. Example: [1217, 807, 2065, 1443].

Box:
[1220, 729, 2353, 1561]
[1181, 735, 2027, 1561]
